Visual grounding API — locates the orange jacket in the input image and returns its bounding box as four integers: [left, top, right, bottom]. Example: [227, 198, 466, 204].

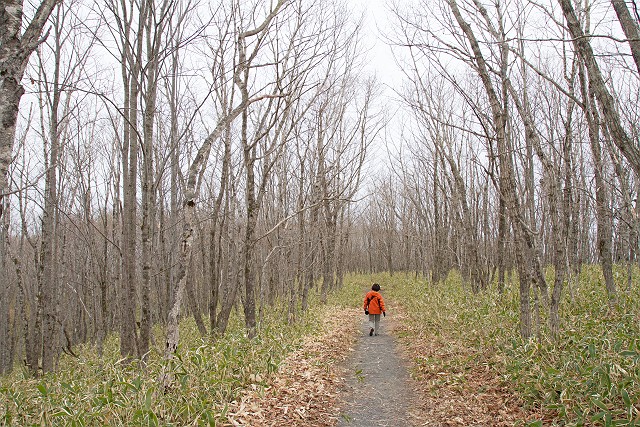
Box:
[364, 291, 385, 315]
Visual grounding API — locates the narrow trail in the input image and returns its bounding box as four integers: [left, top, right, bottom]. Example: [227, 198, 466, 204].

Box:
[337, 309, 416, 427]
[224, 300, 531, 426]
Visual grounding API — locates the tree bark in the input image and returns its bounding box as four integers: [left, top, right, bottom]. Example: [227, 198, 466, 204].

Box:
[114, 0, 146, 360]
[208, 110, 231, 333]
[38, 44, 61, 375]
[0, 0, 59, 220]
[140, 0, 170, 359]
[577, 60, 618, 304]
[610, 0, 640, 75]
[165, 102, 247, 356]
[215, 209, 240, 337]
[0, 210, 10, 373]
[558, 0, 640, 179]
[447, 0, 537, 337]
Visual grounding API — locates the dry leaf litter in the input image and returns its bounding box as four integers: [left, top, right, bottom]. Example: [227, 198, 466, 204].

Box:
[225, 306, 361, 426]
[392, 307, 547, 426]
[225, 302, 545, 426]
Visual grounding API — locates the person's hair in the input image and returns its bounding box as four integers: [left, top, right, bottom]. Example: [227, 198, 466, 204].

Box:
[372, 283, 381, 291]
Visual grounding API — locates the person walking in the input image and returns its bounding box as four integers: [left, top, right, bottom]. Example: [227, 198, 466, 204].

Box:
[363, 283, 386, 336]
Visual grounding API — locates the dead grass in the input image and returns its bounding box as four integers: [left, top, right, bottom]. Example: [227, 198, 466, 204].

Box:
[392, 305, 544, 426]
[225, 306, 361, 426]
[226, 281, 544, 426]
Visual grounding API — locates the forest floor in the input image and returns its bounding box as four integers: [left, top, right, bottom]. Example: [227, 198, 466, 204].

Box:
[2, 273, 634, 426]
[225, 300, 536, 426]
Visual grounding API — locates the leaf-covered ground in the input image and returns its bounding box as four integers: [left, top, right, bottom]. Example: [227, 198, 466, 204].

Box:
[393, 304, 539, 426]
[3, 270, 638, 425]
[225, 306, 361, 426]
[232, 277, 539, 426]
[235, 271, 640, 426]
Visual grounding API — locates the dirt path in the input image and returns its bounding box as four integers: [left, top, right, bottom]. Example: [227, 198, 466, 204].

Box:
[337, 311, 416, 427]
[224, 296, 536, 426]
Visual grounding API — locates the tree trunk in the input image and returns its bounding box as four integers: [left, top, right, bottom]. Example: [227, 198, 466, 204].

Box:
[302, 201, 317, 312]
[215, 216, 240, 336]
[242, 134, 258, 337]
[610, 0, 640, 75]
[0, 0, 59, 221]
[139, 0, 169, 358]
[1, 0, 59, 373]
[320, 215, 336, 303]
[577, 56, 618, 305]
[0, 212, 10, 373]
[37, 9, 66, 371]
[497, 194, 507, 293]
[559, 0, 640, 179]
[292, 171, 306, 321]
[209, 124, 231, 333]
[97, 206, 109, 356]
[448, 0, 538, 337]
[443, 146, 485, 291]
[432, 152, 444, 285]
[165, 94, 250, 356]
[117, 0, 146, 360]
[186, 258, 207, 337]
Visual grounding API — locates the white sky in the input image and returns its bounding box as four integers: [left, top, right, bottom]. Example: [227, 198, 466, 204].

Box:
[348, 0, 409, 179]
[350, 0, 404, 93]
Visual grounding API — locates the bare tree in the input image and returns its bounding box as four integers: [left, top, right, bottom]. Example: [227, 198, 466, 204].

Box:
[0, 0, 59, 220]
[610, 0, 640, 74]
[164, 0, 289, 355]
[558, 0, 640, 178]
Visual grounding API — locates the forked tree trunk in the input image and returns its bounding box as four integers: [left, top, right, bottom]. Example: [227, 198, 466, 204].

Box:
[165, 103, 247, 356]
[165, 0, 287, 350]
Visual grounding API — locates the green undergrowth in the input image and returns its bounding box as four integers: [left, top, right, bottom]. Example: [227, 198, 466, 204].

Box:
[361, 268, 640, 426]
[0, 295, 334, 426]
[330, 275, 375, 308]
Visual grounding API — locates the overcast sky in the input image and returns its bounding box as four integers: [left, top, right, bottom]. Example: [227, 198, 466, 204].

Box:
[346, 0, 409, 182]
[350, 0, 404, 92]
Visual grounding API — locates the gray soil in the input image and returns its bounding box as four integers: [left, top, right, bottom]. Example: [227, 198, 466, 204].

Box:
[337, 314, 415, 427]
